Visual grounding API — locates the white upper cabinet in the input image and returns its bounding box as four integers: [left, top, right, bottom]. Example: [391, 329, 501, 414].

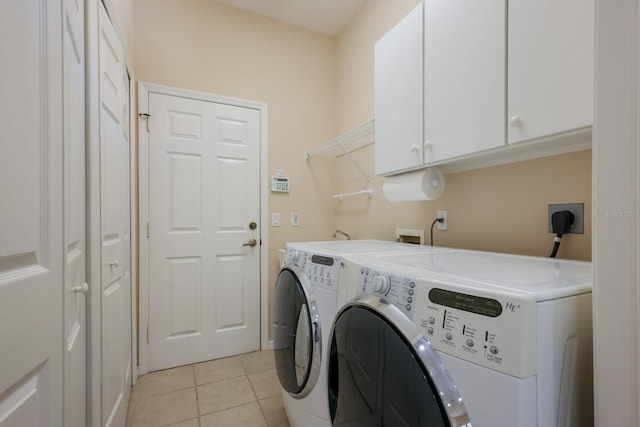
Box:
[374, 3, 424, 176]
[507, 0, 594, 144]
[424, 0, 506, 163]
[374, 0, 594, 177]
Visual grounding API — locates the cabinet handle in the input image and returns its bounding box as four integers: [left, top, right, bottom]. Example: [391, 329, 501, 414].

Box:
[411, 144, 420, 153]
[509, 116, 523, 127]
[424, 141, 432, 149]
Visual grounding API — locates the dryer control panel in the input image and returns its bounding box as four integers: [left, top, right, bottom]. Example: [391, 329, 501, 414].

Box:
[356, 266, 420, 318]
[285, 249, 341, 291]
[356, 265, 538, 378]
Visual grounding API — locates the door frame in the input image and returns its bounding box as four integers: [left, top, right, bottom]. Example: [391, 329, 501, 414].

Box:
[593, 0, 640, 424]
[137, 81, 269, 375]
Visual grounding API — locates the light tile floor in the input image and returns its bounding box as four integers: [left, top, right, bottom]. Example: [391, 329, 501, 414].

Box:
[126, 349, 290, 427]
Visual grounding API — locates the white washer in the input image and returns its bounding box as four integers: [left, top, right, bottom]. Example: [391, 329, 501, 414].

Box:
[273, 240, 451, 427]
[335, 250, 593, 427]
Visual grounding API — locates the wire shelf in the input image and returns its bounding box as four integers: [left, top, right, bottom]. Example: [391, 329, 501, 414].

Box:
[304, 119, 375, 160]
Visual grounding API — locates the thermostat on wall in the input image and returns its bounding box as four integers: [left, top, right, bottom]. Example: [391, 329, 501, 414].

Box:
[271, 176, 290, 192]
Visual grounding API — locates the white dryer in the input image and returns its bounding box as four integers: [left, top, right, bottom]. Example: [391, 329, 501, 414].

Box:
[333, 250, 593, 427]
[273, 240, 450, 427]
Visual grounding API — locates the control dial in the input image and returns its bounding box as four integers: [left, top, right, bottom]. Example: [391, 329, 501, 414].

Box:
[289, 250, 299, 262]
[372, 275, 390, 294]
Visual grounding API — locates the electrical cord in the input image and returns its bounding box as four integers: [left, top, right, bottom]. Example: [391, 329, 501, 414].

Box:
[430, 218, 444, 246]
[549, 210, 575, 258]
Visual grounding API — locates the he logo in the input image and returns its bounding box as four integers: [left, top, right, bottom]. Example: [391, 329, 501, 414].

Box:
[505, 302, 520, 312]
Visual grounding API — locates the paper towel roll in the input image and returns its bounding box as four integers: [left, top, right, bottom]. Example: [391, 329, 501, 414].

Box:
[383, 167, 445, 202]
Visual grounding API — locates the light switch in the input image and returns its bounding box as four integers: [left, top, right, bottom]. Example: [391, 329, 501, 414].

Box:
[272, 212, 280, 227]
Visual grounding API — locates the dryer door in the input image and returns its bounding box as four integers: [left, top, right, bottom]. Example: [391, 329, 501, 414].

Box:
[328, 295, 471, 427]
[273, 266, 322, 398]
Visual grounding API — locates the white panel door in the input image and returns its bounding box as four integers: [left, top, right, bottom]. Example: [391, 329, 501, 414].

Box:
[147, 92, 261, 371]
[0, 0, 64, 425]
[99, 4, 132, 426]
[424, 0, 506, 162]
[63, 0, 87, 425]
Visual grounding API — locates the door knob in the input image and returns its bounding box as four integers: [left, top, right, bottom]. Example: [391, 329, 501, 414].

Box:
[243, 239, 257, 247]
[249, 222, 257, 230]
[73, 282, 90, 294]
[109, 259, 119, 267]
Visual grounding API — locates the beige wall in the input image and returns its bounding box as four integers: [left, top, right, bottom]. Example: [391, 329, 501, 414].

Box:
[331, 0, 592, 261]
[131, 0, 592, 344]
[331, 146, 592, 260]
[106, 0, 135, 67]
[335, 0, 422, 132]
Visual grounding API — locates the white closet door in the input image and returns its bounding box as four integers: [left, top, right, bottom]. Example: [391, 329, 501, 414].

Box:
[99, 3, 132, 426]
[0, 0, 64, 425]
[63, 0, 87, 425]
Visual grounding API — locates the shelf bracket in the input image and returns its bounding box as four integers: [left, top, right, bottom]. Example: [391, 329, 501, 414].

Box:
[304, 119, 374, 184]
[335, 140, 370, 184]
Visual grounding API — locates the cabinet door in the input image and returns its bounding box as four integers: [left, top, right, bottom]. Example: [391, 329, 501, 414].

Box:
[508, 0, 594, 144]
[375, 3, 424, 176]
[425, 0, 506, 162]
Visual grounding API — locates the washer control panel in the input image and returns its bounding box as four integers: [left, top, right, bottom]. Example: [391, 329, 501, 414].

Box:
[356, 267, 418, 318]
[285, 249, 341, 291]
[357, 264, 538, 378]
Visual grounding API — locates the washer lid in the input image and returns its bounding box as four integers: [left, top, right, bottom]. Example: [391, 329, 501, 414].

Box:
[273, 267, 322, 398]
[328, 294, 472, 427]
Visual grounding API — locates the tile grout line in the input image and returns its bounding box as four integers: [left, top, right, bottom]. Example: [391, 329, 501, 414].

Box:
[239, 352, 272, 425]
[130, 351, 278, 426]
[126, 400, 137, 427]
[245, 366, 272, 426]
[192, 365, 204, 427]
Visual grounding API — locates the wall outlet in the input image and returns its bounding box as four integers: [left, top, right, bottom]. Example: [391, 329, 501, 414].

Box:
[291, 212, 300, 227]
[437, 210, 448, 231]
[548, 203, 584, 234]
[271, 212, 280, 227]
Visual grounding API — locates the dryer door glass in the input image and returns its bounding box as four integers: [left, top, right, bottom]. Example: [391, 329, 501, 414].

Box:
[328, 304, 469, 427]
[273, 268, 315, 396]
[294, 304, 311, 385]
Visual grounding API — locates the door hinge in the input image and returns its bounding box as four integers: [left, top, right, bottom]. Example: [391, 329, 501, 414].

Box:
[147, 221, 150, 238]
[139, 113, 150, 132]
[146, 326, 150, 344]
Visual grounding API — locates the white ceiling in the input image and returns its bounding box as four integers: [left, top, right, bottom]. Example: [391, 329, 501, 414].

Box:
[217, 0, 367, 36]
